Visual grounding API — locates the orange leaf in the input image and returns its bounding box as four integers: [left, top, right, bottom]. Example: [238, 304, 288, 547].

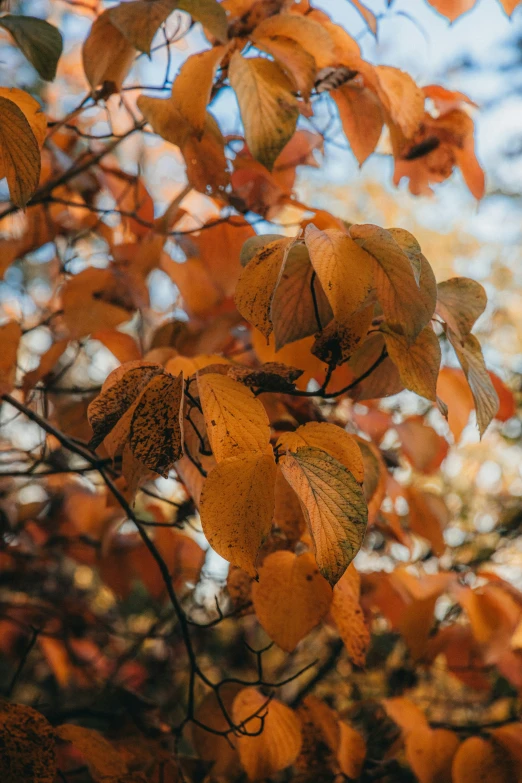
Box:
[252, 550, 332, 651]
[232, 688, 302, 780]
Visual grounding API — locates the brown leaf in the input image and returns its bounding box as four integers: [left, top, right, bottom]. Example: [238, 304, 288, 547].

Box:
[436, 277, 487, 338]
[235, 237, 293, 338]
[108, 0, 178, 55]
[82, 10, 136, 90]
[0, 702, 56, 783]
[57, 724, 128, 781]
[0, 95, 41, 208]
[0, 320, 22, 395]
[452, 735, 517, 783]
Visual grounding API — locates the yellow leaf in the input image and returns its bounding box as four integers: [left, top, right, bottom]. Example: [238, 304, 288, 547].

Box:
[436, 277, 487, 338]
[172, 45, 228, 135]
[452, 735, 516, 783]
[0, 96, 40, 208]
[228, 53, 299, 170]
[383, 324, 441, 401]
[280, 447, 367, 585]
[0, 702, 56, 783]
[0, 320, 22, 395]
[330, 564, 370, 666]
[350, 224, 434, 342]
[405, 727, 459, 783]
[277, 422, 364, 483]
[232, 688, 302, 780]
[250, 12, 334, 68]
[235, 237, 293, 338]
[197, 372, 271, 462]
[446, 331, 499, 437]
[82, 10, 136, 90]
[252, 550, 332, 651]
[273, 466, 306, 542]
[337, 721, 366, 779]
[108, 0, 177, 55]
[199, 452, 277, 575]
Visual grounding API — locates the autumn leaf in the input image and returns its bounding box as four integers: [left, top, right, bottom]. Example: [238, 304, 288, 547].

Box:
[436, 277, 487, 337]
[277, 422, 364, 483]
[108, 0, 179, 55]
[280, 446, 368, 585]
[228, 52, 299, 170]
[57, 724, 129, 782]
[330, 564, 370, 666]
[22, 339, 69, 397]
[253, 35, 317, 100]
[199, 452, 277, 575]
[170, 45, 228, 135]
[0, 93, 42, 208]
[232, 688, 302, 780]
[304, 225, 374, 333]
[62, 267, 136, 339]
[405, 727, 459, 783]
[0, 320, 22, 395]
[337, 721, 367, 779]
[252, 550, 332, 651]
[332, 80, 384, 165]
[0, 16, 63, 80]
[197, 372, 271, 462]
[0, 701, 56, 783]
[446, 330, 499, 437]
[452, 735, 517, 783]
[82, 10, 136, 90]
[382, 324, 441, 401]
[375, 65, 425, 138]
[350, 224, 434, 343]
[250, 11, 334, 68]
[270, 241, 333, 350]
[235, 236, 293, 338]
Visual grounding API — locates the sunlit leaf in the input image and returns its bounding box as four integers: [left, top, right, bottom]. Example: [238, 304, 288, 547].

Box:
[280, 446, 368, 585]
